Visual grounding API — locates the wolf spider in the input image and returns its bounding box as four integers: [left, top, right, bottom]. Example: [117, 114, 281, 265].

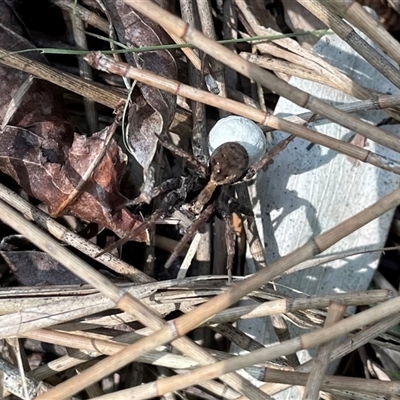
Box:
[99, 132, 294, 280]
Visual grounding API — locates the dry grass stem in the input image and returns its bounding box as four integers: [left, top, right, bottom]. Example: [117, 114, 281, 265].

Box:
[129, 1, 400, 153]
[176, 233, 201, 279]
[169, 30, 201, 69]
[86, 52, 400, 175]
[303, 301, 347, 399]
[264, 369, 400, 397]
[25, 329, 198, 370]
[298, 0, 400, 91]
[0, 48, 123, 108]
[3, 1, 400, 398]
[0, 183, 150, 282]
[241, 52, 368, 99]
[49, 0, 109, 33]
[324, 0, 400, 66]
[36, 182, 400, 399]
[282, 246, 400, 277]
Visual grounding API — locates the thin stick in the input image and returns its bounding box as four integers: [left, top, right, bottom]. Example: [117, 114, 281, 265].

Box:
[324, 0, 400, 67]
[78, 292, 400, 400]
[36, 185, 400, 400]
[177, 233, 201, 279]
[0, 48, 123, 108]
[0, 183, 150, 283]
[124, 0, 400, 153]
[298, 0, 400, 92]
[263, 369, 400, 397]
[49, 0, 109, 33]
[302, 301, 347, 399]
[85, 52, 400, 176]
[70, 9, 99, 133]
[249, 310, 400, 398]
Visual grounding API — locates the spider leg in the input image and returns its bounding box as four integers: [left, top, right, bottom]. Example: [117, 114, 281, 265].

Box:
[223, 214, 235, 284]
[244, 135, 295, 180]
[235, 184, 266, 269]
[155, 133, 208, 178]
[215, 187, 244, 282]
[95, 181, 189, 258]
[125, 177, 183, 207]
[164, 204, 215, 270]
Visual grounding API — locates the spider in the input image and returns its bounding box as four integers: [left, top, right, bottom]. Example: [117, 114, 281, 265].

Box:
[98, 117, 294, 280]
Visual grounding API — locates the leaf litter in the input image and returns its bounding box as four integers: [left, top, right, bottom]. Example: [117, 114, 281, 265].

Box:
[0, 1, 400, 399]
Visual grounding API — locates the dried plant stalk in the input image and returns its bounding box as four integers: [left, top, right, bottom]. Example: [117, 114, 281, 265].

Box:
[0, 48, 123, 108]
[323, 0, 400, 66]
[303, 301, 347, 399]
[0, 183, 150, 282]
[264, 369, 400, 396]
[123, 0, 400, 152]
[297, 0, 400, 91]
[85, 52, 400, 176]
[49, 0, 109, 32]
[35, 183, 400, 399]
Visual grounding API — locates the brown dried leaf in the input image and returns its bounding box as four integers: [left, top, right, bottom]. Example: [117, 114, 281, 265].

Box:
[0, 14, 145, 240]
[102, 0, 177, 171]
[0, 123, 146, 240]
[1, 235, 85, 286]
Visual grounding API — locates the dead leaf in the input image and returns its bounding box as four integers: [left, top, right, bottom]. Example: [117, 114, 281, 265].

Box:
[0, 122, 146, 240]
[0, 17, 146, 241]
[102, 0, 177, 177]
[0, 235, 85, 285]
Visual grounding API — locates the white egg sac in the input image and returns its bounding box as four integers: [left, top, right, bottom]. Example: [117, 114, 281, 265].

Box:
[208, 116, 267, 167]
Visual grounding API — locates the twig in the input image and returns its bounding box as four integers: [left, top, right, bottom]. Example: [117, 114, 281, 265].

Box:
[323, 0, 400, 67]
[85, 52, 400, 175]
[177, 233, 201, 279]
[303, 301, 347, 399]
[70, 8, 99, 132]
[49, 0, 109, 32]
[0, 48, 123, 108]
[35, 181, 400, 398]
[264, 369, 400, 397]
[298, 0, 400, 92]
